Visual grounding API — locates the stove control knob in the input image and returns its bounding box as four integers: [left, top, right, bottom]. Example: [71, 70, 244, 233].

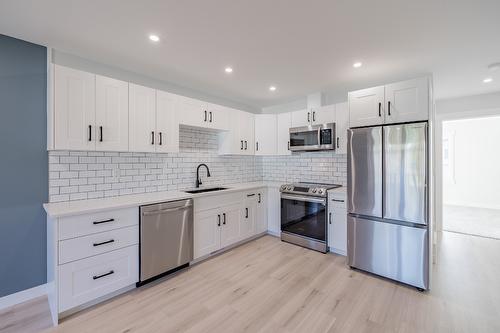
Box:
[287, 186, 293, 191]
[318, 189, 324, 194]
[312, 188, 317, 193]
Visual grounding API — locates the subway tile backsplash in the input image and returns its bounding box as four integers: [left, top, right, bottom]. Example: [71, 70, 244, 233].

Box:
[48, 127, 347, 202]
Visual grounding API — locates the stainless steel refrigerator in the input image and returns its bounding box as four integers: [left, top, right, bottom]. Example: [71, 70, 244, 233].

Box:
[347, 122, 429, 290]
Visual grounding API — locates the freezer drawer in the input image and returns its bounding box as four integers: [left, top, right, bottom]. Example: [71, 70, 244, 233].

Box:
[347, 216, 428, 289]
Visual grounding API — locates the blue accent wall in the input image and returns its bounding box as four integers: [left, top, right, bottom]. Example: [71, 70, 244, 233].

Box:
[0, 34, 48, 297]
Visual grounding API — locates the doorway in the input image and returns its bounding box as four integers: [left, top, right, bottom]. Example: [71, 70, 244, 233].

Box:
[442, 116, 500, 239]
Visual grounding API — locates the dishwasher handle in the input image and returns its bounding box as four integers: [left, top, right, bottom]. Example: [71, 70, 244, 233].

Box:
[142, 204, 193, 216]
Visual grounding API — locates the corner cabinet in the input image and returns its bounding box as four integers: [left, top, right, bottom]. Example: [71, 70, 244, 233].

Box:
[349, 77, 430, 128]
[276, 112, 292, 155]
[176, 96, 229, 131]
[334, 102, 349, 154]
[218, 109, 255, 155]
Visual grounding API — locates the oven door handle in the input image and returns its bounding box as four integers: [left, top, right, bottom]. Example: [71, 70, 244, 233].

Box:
[281, 194, 326, 205]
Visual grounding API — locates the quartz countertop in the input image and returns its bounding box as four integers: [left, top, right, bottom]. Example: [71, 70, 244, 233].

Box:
[44, 181, 282, 218]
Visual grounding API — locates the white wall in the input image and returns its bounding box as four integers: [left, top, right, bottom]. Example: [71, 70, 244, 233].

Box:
[443, 116, 500, 210]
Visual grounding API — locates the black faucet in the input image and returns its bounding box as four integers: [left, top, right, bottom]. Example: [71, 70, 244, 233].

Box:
[196, 164, 211, 188]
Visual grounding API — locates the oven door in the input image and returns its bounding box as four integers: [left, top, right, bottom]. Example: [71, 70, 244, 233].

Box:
[280, 194, 327, 242]
[289, 126, 320, 151]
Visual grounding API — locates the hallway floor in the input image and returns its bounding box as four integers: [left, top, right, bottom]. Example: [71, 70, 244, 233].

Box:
[443, 204, 500, 239]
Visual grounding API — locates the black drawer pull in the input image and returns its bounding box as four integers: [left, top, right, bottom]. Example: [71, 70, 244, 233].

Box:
[93, 270, 114, 280]
[93, 218, 115, 225]
[331, 199, 345, 203]
[93, 239, 115, 247]
[247, 193, 255, 197]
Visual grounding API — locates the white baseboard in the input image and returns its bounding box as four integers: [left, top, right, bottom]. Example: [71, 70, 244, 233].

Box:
[0, 284, 48, 311]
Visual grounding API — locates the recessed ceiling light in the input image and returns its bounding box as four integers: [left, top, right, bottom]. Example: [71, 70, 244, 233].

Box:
[269, 86, 277, 92]
[483, 77, 493, 83]
[225, 67, 233, 73]
[353, 62, 362, 68]
[149, 34, 160, 42]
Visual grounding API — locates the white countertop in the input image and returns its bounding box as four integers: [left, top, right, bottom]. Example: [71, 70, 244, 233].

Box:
[44, 181, 282, 218]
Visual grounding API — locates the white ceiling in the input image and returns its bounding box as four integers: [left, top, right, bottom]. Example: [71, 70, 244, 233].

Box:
[1, 0, 500, 110]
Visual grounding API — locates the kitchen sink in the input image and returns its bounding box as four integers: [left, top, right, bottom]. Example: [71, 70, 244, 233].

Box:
[184, 187, 228, 194]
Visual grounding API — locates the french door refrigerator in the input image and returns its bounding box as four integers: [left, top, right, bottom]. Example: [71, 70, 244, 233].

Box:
[347, 122, 429, 290]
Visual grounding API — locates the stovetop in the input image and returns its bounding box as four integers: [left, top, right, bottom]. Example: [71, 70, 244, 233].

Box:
[279, 182, 342, 197]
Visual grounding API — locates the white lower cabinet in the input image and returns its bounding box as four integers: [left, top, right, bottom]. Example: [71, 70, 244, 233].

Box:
[327, 191, 347, 255]
[58, 245, 138, 312]
[193, 188, 268, 260]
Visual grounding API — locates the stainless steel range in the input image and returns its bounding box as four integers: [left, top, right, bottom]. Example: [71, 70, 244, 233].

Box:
[280, 182, 341, 252]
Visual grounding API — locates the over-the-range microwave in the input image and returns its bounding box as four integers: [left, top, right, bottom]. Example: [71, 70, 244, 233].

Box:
[289, 123, 336, 151]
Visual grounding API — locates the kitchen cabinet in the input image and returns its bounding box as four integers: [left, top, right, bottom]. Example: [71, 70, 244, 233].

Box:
[255, 190, 268, 234]
[218, 109, 255, 155]
[240, 195, 257, 240]
[95, 75, 129, 151]
[194, 207, 222, 258]
[128, 83, 157, 152]
[276, 112, 292, 155]
[267, 186, 281, 236]
[348, 86, 385, 128]
[176, 96, 229, 130]
[54, 65, 96, 151]
[328, 191, 347, 255]
[255, 114, 277, 155]
[384, 77, 429, 124]
[220, 203, 242, 247]
[156, 90, 179, 153]
[291, 109, 309, 127]
[291, 105, 335, 127]
[334, 102, 349, 154]
[349, 77, 429, 128]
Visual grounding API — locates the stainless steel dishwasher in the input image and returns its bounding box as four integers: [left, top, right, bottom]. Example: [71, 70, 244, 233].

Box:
[138, 199, 193, 285]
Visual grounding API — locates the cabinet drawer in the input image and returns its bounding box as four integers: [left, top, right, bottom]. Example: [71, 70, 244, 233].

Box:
[330, 198, 346, 208]
[58, 245, 138, 312]
[59, 207, 138, 240]
[59, 226, 139, 264]
[194, 192, 244, 212]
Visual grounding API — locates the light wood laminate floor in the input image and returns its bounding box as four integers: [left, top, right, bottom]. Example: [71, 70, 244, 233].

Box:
[2, 232, 500, 332]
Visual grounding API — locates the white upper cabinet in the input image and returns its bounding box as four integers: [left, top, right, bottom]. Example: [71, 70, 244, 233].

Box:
[311, 104, 336, 125]
[95, 75, 129, 151]
[218, 109, 254, 155]
[384, 77, 429, 124]
[255, 114, 277, 155]
[334, 102, 349, 154]
[156, 90, 179, 153]
[176, 96, 206, 128]
[54, 65, 96, 151]
[206, 103, 229, 131]
[348, 86, 385, 128]
[128, 84, 156, 152]
[291, 109, 310, 127]
[276, 112, 292, 155]
[349, 77, 430, 128]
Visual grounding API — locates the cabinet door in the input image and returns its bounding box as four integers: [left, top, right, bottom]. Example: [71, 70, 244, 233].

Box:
[256, 190, 268, 233]
[194, 208, 221, 259]
[176, 96, 207, 128]
[291, 109, 310, 127]
[129, 84, 156, 152]
[220, 203, 241, 248]
[95, 75, 129, 151]
[334, 102, 349, 154]
[156, 90, 179, 153]
[255, 114, 277, 155]
[54, 65, 96, 150]
[207, 103, 229, 131]
[276, 112, 292, 155]
[328, 195, 347, 255]
[384, 77, 429, 124]
[218, 108, 241, 155]
[242, 112, 255, 155]
[348, 86, 385, 128]
[312, 105, 335, 125]
[240, 195, 257, 239]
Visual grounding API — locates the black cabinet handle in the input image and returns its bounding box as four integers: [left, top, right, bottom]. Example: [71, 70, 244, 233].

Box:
[245, 208, 249, 219]
[241, 140, 244, 150]
[337, 137, 340, 148]
[93, 239, 114, 247]
[313, 111, 316, 122]
[378, 102, 382, 117]
[159, 132, 162, 146]
[256, 142, 259, 151]
[258, 193, 261, 203]
[204, 110, 207, 122]
[93, 270, 114, 280]
[287, 141, 290, 150]
[244, 140, 248, 150]
[209, 111, 212, 123]
[217, 214, 221, 227]
[329, 212, 332, 224]
[99, 126, 103, 142]
[247, 193, 255, 197]
[331, 199, 345, 203]
[93, 218, 115, 225]
[307, 112, 310, 122]
[223, 213, 226, 225]
[388, 101, 391, 116]
[88, 125, 92, 141]
[151, 131, 155, 145]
